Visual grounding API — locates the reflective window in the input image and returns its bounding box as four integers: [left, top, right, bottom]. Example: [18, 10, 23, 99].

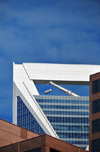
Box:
[92, 79, 100, 94]
[92, 119, 100, 134]
[47, 117, 89, 124]
[57, 133, 88, 139]
[34, 95, 89, 150]
[39, 104, 89, 110]
[36, 98, 89, 104]
[53, 125, 89, 132]
[44, 110, 89, 115]
[92, 138, 100, 152]
[92, 99, 100, 114]
[65, 140, 89, 145]
[18, 95, 89, 150]
[17, 96, 45, 135]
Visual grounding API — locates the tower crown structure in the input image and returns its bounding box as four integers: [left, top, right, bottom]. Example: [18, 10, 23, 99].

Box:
[13, 63, 100, 149]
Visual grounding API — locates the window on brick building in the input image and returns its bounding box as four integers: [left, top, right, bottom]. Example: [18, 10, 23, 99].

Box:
[92, 79, 100, 94]
[50, 148, 60, 152]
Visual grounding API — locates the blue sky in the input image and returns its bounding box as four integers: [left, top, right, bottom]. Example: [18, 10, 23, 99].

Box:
[0, 0, 100, 123]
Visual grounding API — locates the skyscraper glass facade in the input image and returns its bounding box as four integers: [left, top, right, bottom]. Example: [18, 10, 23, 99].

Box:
[17, 96, 45, 135]
[34, 95, 89, 149]
[17, 95, 89, 149]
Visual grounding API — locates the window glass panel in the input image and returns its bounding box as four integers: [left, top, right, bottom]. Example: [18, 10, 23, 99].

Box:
[17, 96, 45, 135]
[92, 99, 100, 114]
[27, 148, 41, 152]
[47, 117, 89, 124]
[92, 139, 100, 152]
[92, 119, 100, 134]
[50, 148, 60, 152]
[29, 95, 89, 149]
[92, 79, 100, 94]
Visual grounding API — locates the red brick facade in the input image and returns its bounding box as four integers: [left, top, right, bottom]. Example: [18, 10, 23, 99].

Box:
[0, 119, 39, 147]
[0, 119, 87, 152]
[89, 72, 100, 152]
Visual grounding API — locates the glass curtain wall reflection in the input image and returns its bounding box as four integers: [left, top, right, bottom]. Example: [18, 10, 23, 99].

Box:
[34, 95, 89, 150]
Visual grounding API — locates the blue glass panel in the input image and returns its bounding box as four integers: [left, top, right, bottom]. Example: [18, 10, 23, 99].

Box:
[36, 98, 89, 104]
[39, 105, 89, 110]
[32, 95, 89, 149]
[22, 95, 89, 149]
[17, 96, 45, 135]
[43, 110, 89, 115]
[47, 117, 89, 124]
[52, 125, 89, 132]
[57, 133, 88, 139]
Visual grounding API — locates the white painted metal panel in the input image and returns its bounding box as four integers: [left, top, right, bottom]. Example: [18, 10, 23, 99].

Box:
[23, 63, 100, 85]
[13, 63, 58, 138]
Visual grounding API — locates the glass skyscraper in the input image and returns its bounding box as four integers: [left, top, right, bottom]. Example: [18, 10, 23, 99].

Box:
[13, 63, 100, 150]
[17, 95, 89, 149]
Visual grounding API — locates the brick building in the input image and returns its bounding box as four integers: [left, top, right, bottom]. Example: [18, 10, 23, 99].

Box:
[0, 119, 87, 152]
[89, 72, 100, 152]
